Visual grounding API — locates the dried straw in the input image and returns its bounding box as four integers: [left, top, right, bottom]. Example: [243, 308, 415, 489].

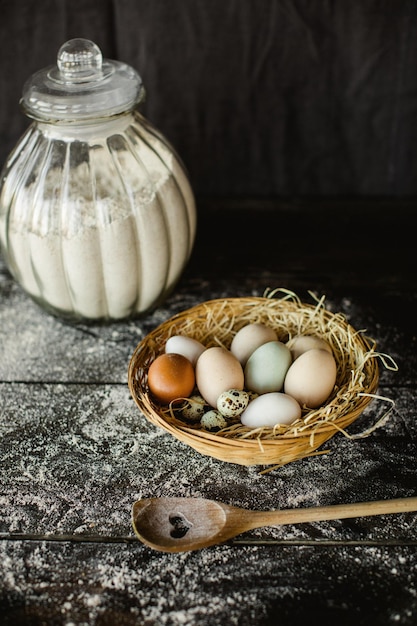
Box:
[128, 290, 396, 468]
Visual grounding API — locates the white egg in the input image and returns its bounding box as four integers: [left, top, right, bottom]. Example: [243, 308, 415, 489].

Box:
[284, 348, 337, 408]
[230, 323, 278, 366]
[165, 335, 206, 366]
[240, 392, 302, 428]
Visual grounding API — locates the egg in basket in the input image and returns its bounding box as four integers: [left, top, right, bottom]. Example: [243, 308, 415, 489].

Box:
[128, 291, 395, 468]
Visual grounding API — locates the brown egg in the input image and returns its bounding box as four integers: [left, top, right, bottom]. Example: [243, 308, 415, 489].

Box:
[147, 353, 195, 405]
[195, 347, 244, 407]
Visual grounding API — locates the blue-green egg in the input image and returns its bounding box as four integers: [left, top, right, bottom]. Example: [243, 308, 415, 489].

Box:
[244, 340, 292, 394]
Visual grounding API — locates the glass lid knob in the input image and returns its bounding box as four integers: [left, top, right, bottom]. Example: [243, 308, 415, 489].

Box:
[56, 39, 103, 82]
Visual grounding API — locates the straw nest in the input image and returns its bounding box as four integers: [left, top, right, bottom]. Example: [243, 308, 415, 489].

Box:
[128, 290, 396, 469]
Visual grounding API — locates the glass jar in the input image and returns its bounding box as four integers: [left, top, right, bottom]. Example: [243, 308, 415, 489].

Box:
[0, 39, 196, 321]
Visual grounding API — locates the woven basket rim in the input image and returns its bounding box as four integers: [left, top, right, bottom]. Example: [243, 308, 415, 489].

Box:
[128, 294, 382, 467]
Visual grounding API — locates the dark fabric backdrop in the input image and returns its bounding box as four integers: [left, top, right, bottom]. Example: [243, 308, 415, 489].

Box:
[1, 0, 416, 198]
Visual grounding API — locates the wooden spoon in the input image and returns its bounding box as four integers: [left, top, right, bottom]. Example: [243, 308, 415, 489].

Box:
[131, 495, 417, 553]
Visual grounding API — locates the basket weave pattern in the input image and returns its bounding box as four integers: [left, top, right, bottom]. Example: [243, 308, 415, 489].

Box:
[128, 295, 380, 467]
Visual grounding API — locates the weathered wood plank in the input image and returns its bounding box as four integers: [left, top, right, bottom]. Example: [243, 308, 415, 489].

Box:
[1, 540, 416, 625]
[0, 383, 415, 541]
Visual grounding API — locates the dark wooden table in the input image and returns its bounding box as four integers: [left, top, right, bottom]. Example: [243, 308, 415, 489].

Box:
[1, 200, 416, 626]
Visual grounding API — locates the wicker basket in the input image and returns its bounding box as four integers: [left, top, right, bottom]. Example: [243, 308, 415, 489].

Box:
[128, 292, 383, 468]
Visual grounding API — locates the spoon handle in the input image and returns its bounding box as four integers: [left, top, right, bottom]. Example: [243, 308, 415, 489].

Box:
[247, 496, 417, 530]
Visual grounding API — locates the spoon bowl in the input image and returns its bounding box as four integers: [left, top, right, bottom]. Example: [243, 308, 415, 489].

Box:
[132, 495, 417, 553]
[132, 497, 231, 553]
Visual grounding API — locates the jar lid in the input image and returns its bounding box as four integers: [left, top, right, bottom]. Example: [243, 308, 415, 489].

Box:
[21, 38, 145, 122]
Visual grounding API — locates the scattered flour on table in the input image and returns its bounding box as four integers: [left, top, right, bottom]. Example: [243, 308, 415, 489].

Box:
[1, 540, 417, 625]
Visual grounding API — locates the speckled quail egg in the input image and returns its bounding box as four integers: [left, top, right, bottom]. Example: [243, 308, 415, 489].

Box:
[200, 410, 228, 432]
[217, 389, 249, 418]
[178, 394, 208, 423]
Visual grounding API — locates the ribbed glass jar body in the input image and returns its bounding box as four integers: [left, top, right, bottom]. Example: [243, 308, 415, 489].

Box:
[0, 111, 196, 321]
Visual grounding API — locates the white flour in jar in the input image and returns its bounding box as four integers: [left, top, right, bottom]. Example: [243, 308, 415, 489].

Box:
[4, 130, 196, 320]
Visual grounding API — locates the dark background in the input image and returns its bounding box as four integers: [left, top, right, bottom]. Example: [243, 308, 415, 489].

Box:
[1, 0, 417, 200]
[1, 5, 417, 623]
